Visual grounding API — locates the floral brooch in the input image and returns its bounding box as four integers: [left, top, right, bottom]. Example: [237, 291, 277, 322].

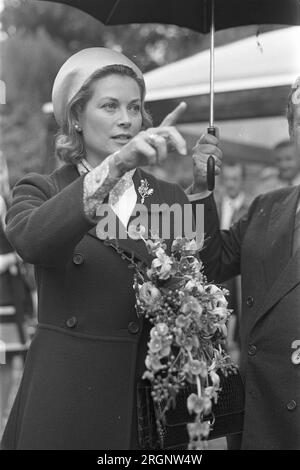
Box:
[138, 178, 154, 204]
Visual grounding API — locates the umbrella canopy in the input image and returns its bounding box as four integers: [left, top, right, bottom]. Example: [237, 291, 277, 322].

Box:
[37, 0, 300, 32]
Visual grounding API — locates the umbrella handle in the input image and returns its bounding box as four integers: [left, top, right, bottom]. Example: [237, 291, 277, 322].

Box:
[207, 126, 216, 191]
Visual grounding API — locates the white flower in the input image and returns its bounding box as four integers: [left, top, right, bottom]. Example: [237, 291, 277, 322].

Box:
[181, 296, 203, 316]
[216, 295, 228, 308]
[209, 370, 220, 388]
[187, 393, 204, 414]
[219, 323, 228, 337]
[212, 306, 228, 320]
[156, 323, 169, 336]
[139, 282, 161, 308]
[145, 354, 164, 372]
[183, 239, 198, 252]
[150, 250, 173, 280]
[206, 285, 228, 307]
[185, 279, 204, 294]
[205, 284, 222, 295]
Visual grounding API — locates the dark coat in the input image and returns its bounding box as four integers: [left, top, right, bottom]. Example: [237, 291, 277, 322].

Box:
[195, 186, 300, 450]
[0, 221, 32, 352]
[1, 164, 188, 450]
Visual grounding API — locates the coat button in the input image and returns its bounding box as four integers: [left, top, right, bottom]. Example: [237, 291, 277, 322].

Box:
[286, 400, 297, 411]
[246, 296, 254, 307]
[66, 316, 77, 328]
[128, 321, 140, 334]
[248, 344, 257, 356]
[73, 253, 84, 265]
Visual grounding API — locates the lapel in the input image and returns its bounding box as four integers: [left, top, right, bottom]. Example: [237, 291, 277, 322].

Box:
[252, 186, 300, 327]
[254, 247, 300, 328]
[87, 167, 165, 267]
[262, 186, 300, 290]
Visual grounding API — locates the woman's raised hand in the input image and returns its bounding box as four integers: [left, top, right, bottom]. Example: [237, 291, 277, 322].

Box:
[116, 102, 187, 170]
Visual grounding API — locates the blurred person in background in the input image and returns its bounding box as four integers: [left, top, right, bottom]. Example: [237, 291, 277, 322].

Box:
[274, 140, 300, 186]
[218, 162, 249, 229]
[165, 152, 194, 189]
[216, 162, 251, 364]
[256, 140, 300, 195]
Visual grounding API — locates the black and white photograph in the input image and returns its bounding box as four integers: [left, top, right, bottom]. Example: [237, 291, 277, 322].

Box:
[0, 0, 299, 455]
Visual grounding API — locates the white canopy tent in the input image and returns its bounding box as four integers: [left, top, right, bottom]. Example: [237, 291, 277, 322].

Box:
[144, 27, 300, 148]
[145, 26, 300, 101]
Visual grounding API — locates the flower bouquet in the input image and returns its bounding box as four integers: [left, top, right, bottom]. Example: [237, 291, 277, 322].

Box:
[131, 228, 240, 450]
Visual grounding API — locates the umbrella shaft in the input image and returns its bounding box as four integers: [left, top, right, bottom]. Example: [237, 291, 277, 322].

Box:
[209, 0, 215, 128]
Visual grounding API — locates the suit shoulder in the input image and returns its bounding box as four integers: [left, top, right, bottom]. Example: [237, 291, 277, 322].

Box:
[246, 186, 298, 222]
[257, 186, 296, 204]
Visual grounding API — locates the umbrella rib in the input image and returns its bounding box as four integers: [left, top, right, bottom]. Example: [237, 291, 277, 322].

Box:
[105, 0, 122, 24]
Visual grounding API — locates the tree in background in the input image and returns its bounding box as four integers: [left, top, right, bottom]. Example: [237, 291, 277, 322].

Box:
[1, 26, 68, 184]
[1, 0, 205, 69]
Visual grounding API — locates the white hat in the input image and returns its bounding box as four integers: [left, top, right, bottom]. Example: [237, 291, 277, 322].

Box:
[52, 47, 144, 126]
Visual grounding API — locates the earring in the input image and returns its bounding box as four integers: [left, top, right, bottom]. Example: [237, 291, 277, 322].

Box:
[74, 124, 82, 133]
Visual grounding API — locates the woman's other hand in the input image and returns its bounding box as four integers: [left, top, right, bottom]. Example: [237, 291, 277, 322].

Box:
[191, 133, 223, 193]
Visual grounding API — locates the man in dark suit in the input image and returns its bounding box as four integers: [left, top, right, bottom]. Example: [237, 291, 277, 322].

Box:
[188, 79, 300, 449]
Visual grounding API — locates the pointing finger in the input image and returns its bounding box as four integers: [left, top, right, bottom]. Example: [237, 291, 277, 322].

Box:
[160, 101, 187, 127]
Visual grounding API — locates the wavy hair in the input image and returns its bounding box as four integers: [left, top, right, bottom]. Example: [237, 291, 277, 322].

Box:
[55, 64, 152, 164]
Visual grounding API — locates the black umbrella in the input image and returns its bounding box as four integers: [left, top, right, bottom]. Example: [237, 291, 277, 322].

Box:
[36, 0, 300, 32]
[37, 0, 300, 189]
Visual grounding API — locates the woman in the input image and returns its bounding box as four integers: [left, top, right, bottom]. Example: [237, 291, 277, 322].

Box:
[1, 48, 221, 450]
